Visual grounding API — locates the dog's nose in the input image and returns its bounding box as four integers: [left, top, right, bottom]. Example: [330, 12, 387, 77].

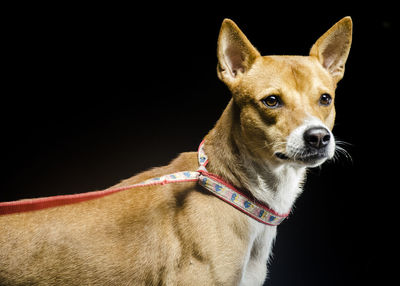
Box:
[303, 127, 331, 149]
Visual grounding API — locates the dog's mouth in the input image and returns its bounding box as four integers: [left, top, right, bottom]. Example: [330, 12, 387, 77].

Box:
[275, 150, 329, 164]
[275, 152, 289, 160]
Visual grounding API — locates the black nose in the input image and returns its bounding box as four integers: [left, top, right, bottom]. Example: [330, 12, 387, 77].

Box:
[303, 127, 331, 149]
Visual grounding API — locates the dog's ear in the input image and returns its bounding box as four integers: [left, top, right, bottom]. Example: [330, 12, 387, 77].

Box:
[310, 17, 352, 83]
[217, 19, 260, 85]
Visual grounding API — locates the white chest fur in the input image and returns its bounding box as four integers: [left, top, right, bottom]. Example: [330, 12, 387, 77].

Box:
[238, 164, 306, 285]
[239, 219, 277, 286]
[249, 164, 306, 215]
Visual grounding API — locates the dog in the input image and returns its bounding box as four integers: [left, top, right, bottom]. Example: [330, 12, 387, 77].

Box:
[0, 17, 352, 285]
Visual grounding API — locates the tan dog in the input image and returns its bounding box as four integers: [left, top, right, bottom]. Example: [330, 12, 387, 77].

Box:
[0, 17, 352, 285]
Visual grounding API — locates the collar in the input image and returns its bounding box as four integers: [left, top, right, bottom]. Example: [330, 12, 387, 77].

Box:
[197, 140, 289, 226]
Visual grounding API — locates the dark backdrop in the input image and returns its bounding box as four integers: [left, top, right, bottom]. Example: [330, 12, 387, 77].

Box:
[2, 6, 396, 286]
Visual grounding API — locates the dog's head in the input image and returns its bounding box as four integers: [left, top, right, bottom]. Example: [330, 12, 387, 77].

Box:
[217, 18, 352, 167]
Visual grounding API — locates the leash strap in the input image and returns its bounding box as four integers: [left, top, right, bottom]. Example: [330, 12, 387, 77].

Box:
[0, 141, 288, 226]
[0, 172, 199, 216]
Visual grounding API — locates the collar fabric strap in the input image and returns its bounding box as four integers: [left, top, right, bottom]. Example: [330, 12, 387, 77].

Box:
[196, 141, 288, 226]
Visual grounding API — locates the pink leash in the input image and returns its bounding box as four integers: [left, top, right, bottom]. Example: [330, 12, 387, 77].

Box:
[0, 172, 199, 216]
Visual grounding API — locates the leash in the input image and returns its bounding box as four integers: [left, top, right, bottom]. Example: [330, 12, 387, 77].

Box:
[0, 141, 289, 226]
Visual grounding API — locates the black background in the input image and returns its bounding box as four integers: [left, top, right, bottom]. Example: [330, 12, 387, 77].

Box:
[2, 5, 396, 286]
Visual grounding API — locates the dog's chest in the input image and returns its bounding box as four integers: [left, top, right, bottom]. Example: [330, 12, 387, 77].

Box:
[239, 219, 277, 286]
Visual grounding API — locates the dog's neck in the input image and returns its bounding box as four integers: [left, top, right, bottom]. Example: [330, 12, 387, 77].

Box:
[204, 100, 307, 215]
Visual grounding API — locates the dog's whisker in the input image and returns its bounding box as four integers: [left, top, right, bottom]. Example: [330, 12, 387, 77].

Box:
[332, 140, 353, 164]
[335, 140, 353, 146]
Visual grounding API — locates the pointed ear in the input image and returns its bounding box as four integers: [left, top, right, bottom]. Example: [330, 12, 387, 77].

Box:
[310, 17, 353, 82]
[217, 19, 261, 85]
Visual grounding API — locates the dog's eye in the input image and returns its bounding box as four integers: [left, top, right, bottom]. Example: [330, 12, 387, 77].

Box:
[319, 93, 332, 106]
[262, 95, 282, 108]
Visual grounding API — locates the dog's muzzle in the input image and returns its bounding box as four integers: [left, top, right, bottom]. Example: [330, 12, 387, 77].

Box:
[275, 119, 335, 167]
